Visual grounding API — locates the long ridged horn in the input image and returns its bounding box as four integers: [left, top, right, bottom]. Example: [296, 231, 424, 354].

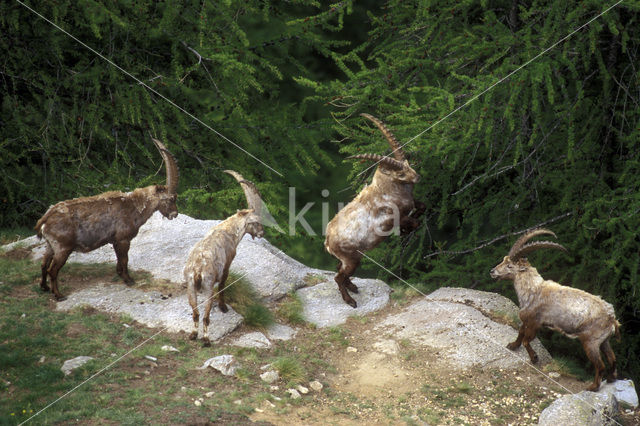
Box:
[347, 154, 404, 170]
[223, 170, 263, 216]
[360, 113, 405, 161]
[513, 241, 568, 260]
[152, 138, 179, 194]
[509, 228, 564, 259]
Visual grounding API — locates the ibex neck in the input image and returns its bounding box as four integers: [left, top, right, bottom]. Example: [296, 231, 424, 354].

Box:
[218, 213, 250, 245]
[513, 267, 544, 309]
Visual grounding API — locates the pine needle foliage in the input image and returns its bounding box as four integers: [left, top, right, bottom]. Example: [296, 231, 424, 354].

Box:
[0, 0, 348, 228]
[308, 0, 640, 382]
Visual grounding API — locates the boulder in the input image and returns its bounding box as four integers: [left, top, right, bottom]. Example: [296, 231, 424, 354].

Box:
[297, 279, 392, 327]
[538, 391, 620, 425]
[61, 356, 94, 376]
[598, 379, 638, 408]
[19, 212, 324, 301]
[196, 354, 239, 376]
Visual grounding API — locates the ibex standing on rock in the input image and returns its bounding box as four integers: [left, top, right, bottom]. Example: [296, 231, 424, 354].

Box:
[325, 113, 425, 308]
[35, 138, 179, 301]
[490, 228, 620, 391]
[184, 170, 265, 346]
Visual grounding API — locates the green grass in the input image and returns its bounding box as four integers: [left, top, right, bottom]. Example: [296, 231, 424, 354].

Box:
[0, 227, 33, 245]
[276, 292, 305, 325]
[223, 272, 273, 328]
[271, 356, 306, 386]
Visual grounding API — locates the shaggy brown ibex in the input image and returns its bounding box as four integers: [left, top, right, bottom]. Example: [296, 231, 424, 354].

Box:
[325, 113, 425, 307]
[184, 170, 264, 346]
[490, 228, 620, 391]
[35, 138, 179, 301]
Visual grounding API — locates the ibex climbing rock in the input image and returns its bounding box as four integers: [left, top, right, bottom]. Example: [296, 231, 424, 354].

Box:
[325, 113, 425, 308]
[35, 138, 179, 301]
[490, 228, 620, 391]
[183, 170, 265, 346]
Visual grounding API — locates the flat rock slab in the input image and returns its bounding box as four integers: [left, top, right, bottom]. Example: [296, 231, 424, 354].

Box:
[297, 279, 392, 328]
[18, 212, 323, 301]
[229, 331, 271, 349]
[374, 287, 551, 370]
[266, 323, 298, 341]
[55, 283, 243, 341]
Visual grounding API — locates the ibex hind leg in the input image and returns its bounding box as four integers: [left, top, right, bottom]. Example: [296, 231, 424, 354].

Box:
[335, 259, 361, 308]
[187, 275, 200, 341]
[40, 245, 54, 292]
[601, 339, 617, 383]
[48, 248, 73, 301]
[583, 340, 606, 391]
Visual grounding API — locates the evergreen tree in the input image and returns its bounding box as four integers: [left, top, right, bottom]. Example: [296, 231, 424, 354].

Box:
[305, 0, 640, 383]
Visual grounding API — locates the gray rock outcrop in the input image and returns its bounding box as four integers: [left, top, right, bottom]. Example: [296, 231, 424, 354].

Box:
[55, 284, 243, 341]
[374, 287, 552, 370]
[17, 212, 324, 301]
[597, 379, 639, 408]
[297, 279, 392, 327]
[538, 391, 620, 425]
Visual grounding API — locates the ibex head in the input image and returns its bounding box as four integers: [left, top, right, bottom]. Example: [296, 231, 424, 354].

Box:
[490, 228, 567, 280]
[152, 138, 179, 220]
[349, 113, 419, 184]
[224, 170, 265, 239]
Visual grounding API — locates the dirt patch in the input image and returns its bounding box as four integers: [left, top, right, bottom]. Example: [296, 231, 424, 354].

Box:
[0, 245, 36, 260]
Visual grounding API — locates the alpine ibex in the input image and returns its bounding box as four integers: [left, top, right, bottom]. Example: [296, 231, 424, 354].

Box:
[490, 228, 620, 391]
[35, 138, 179, 301]
[184, 170, 264, 346]
[325, 113, 425, 307]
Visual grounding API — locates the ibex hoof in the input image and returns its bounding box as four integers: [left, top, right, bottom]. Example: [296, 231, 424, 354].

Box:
[124, 279, 135, 287]
[530, 355, 539, 364]
[40, 285, 50, 292]
[54, 295, 67, 302]
[586, 383, 600, 392]
[506, 342, 519, 350]
[344, 298, 357, 308]
[202, 339, 211, 348]
[189, 331, 198, 341]
[218, 303, 228, 313]
[345, 282, 359, 293]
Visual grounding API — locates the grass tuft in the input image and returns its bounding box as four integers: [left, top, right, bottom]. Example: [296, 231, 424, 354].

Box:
[272, 356, 305, 385]
[224, 272, 273, 328]
[276, 292, 305, 325]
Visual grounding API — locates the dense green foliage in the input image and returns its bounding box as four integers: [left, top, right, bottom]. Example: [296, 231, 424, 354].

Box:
[1, 0, 638, 384]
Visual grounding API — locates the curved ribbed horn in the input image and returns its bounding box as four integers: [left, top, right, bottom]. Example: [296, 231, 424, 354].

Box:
[360, 113, 405, 161]
[347, 154, 404, 170]
[509, 228, 560, 258]
[512, 241, 568, 260]
[152, 138, 179, 194]
[223, 170, 263, 216]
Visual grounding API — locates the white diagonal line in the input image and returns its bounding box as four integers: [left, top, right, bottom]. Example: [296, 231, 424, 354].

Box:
[357, 249, 622, 426]
[19, 271, 249, 425]
[357, 0, 624, 178]
[14, 0, 283, 177]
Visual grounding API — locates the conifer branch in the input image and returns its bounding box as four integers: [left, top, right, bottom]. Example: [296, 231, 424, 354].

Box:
[423, 212, 573, 258]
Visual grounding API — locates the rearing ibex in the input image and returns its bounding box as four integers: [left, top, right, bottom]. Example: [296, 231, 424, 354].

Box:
[325, 113, 425, 307]
[35, 138, 179, 301]
[490, 228, 620, 391]
[183, 170, 265, 346]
